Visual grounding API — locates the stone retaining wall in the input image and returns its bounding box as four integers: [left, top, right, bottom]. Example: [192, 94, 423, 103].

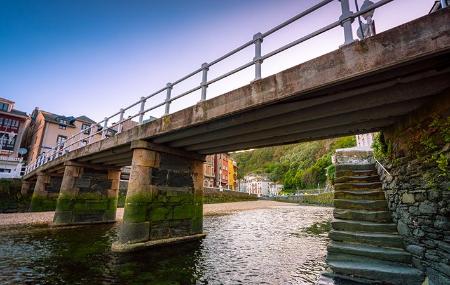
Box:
[377, 92, 450, 284]
[273, 192, 333, 206]
[0, 179, 30, 213]
[203, 188, 257, 204]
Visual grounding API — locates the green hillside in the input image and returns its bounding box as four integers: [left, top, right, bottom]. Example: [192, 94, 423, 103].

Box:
[231, 136, 356, 193]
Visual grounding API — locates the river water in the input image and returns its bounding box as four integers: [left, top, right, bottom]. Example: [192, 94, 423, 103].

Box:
[0, 205, 332, 285]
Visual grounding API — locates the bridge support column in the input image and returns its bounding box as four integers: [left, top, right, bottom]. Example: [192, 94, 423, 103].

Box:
[30, 172, 62, 212]
[53, 162, 120, 226]
[112, 140, 205, 252]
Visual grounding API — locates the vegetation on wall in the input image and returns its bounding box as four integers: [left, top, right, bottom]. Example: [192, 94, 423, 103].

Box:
[231, 136, 356, 193]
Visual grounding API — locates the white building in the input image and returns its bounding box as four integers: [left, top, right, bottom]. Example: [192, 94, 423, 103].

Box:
[240, 173, 283, 197]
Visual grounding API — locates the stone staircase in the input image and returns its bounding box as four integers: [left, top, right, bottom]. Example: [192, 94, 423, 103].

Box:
[321, 163, 424, 285]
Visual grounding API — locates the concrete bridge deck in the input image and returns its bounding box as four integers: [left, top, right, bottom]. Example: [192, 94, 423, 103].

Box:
[23, 9, 450, 180]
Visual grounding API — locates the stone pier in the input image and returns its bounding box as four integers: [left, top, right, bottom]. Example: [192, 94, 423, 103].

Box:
[53, 162, 121, 226]
[30, 172, 62, 212]
[112, 140, 205, 252]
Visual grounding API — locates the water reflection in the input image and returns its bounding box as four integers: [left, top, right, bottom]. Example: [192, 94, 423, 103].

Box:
[0, 205, 332, 285]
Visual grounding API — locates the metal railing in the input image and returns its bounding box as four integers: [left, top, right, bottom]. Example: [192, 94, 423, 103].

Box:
[373, 157, 392, 177]
[25, 0, 394, 175]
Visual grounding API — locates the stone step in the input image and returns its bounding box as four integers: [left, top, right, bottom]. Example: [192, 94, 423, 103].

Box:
[336, 169, 378, 178]
[329, 230, 404, 248]
[334, 199, 388, 211]
[327, 255, 424, 285]
[334, 190, 385, 201]
[331, 219, 397, 233]
[334, 209, 392, 223]
[319, 272, 381, 285]
[335, 164, 376, 172]
[335, 175, 380, 183]
[335, 182, 382, 191]
[328, 241, 412, 264]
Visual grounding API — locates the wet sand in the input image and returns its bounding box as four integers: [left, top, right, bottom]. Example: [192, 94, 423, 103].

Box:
[0, 200, 295, 226]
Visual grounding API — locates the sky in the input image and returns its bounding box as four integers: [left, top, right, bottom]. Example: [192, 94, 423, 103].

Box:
[0, 0, 434, 123]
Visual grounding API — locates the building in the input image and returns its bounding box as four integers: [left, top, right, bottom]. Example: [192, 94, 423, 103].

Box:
[0, 98, 29, 178]
[356, 133, 375, 149]
[228, 159, 238, 190]
[203, 155, 215, 188]
[202, 153, 237, 190]
[240, 173, 283, 197]
[23, 108, 101, 164]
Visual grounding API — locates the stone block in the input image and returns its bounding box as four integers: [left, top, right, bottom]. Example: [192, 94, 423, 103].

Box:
[150, 221, 171, 240]
[173, 204, 194, 220]
[53, 211, 73, 224]
[150, 206, 171, 222]
[437, 241, 450, 253]
[419, 201, 437, 215]
[123, 203, 148, 223]
[402, 193, 416, 204]
[397, 220, 411, 236]
[119, 222, 150, 243]
[407, 245, 425, 257]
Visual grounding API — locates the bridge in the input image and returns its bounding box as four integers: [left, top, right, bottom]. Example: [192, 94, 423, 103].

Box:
[21, 0, 449, 255]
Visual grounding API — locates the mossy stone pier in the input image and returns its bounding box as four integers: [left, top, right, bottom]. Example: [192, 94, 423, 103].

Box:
[30, 172, 62, 212]
[112, 140, 206, 252]
[53, 162, 121, 226]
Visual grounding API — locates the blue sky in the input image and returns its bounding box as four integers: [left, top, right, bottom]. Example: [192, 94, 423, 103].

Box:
[1, 0, 433, 122]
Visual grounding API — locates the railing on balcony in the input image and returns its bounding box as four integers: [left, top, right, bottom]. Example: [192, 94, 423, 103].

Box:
[25, 0, 395, 175]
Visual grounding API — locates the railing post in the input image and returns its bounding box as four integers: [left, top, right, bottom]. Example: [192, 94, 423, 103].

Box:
[339, 0, 354, 45]
[118, 108, 125, 133]
[165, 83, 172, 115]
[102, 117, 109, 139]
[200, 63, 209, 101]
[139, 97, 146, 124]
[253, 32, 263, 80]
[441, 0, 448, 8]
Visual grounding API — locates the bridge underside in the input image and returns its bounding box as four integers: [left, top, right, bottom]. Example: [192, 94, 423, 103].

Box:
[22, 9, 449, 251]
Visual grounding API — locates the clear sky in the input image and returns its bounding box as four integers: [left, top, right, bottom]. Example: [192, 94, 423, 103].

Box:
[1, 0, 433, 122]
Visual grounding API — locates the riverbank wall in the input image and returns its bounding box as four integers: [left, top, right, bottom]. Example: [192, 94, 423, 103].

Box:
[274, 192, 333, 206]
[203, 188, 258, 204]
[376, 92, 450, 284]
[0, 179, 30, 213]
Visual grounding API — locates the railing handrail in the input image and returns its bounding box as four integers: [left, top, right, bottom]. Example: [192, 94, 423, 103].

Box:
[25, 0, 395, 175]
[373, 157, 392, 177]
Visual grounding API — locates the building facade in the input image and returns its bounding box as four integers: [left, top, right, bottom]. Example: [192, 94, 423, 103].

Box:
[202, 153, 237, 190]
[24, 108, 101, 164]
[240, 173, 283, 197]
[0, 98, 29, 178]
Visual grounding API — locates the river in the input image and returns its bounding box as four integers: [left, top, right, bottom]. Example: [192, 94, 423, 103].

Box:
[0, 204, 332, 285]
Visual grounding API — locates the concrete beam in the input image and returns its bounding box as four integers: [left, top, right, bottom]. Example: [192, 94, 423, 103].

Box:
[186, 99, 425, 152]
[198, 117, 397, 154]
[172, 73, 449, 148]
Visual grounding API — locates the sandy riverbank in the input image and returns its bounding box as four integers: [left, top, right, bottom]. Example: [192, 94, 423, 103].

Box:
[0, 200, 295, 226]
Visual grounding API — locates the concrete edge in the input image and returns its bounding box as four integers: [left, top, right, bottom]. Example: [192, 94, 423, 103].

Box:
[50, 220, 117, 228]
[111, 233, 207, 253]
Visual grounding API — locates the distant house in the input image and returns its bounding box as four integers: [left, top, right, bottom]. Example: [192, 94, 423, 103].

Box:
[23, 108, 101, 164]
[240, 173, 282, 197]
[202, 153, 238, 190]
[0, 98, 29, 178]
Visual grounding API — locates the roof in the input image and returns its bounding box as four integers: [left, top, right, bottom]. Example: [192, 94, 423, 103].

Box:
[10, 109, 28, 117]
[39, 111, 97, 127]
[41, 111, 76, 127]
[76, 115, 96, 124]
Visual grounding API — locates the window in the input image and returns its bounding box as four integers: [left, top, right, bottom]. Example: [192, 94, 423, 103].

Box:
[0, 168, 11, 173]
[0, 133, 16, 151]
[0, 103, 9, 112]
[58, 119, 67, 130]
[56, 135, 67, 149]
[81, 123, 91, 135]
[4, 119, 10, 127]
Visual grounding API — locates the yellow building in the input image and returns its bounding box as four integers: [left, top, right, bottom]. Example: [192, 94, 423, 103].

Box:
[228, 159, 238, 191]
